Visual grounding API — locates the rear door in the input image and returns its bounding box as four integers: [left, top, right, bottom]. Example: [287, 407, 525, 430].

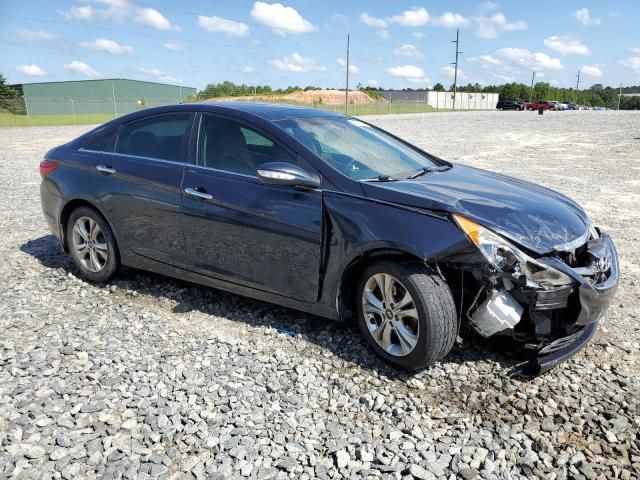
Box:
[181, 113, 323, 302]
[91, 112, 193, 265]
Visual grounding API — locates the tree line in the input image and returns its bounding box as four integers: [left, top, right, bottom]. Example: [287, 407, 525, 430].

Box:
[363, 82, 640, 109]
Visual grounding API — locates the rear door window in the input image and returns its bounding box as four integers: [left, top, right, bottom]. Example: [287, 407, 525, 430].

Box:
[116, 114, 190, 162]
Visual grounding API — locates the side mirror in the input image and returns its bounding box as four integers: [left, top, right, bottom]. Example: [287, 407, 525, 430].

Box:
[257, 162, 321, 189]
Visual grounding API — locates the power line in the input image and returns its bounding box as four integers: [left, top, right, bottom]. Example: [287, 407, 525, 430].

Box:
[0, 13, 340, 60]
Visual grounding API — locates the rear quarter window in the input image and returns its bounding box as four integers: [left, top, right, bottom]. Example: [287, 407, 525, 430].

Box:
[83, 129, 116, 152]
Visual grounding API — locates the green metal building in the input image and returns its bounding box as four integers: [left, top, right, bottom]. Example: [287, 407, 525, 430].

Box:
[10, 78, 197, 116]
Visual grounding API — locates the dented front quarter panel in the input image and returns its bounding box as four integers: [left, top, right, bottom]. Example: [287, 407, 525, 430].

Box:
[318, 190, 483, 308]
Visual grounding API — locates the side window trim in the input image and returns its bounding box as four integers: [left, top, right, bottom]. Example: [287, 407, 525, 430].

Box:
[114, 112, 193, 163]
[195, 112, 305, 177]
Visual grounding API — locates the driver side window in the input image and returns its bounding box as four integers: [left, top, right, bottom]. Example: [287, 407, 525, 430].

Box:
[198, 115, 295, 176]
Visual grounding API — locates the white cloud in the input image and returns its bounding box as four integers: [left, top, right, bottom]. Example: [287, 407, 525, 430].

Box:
[493, 73, 514, 82]
[469, 54, 503, 70]
[581, 65, 602, 77]
[412, 31, 424, 39]
[268, 53, 326, 72]
[474, 13, 527, 38]
[442, 65, 468, 81]
[431, 12, 470, 28]
[17, 29, 58, 41]
[135, 7, 179, 30]
[497, 47, 563, 71]
[60, 1, 179, 30]
[544, 36, 589, 55]
[81, 38, 133, 54]
[241, 66, 254, 73]
[64, 60, 101, 77]
[197, 15, 249, 36]
[15, 64, 46, 77]
[393, 44, 424, 59]
[139, 67, 183, 84]
[250, 2, 315, 36]
[164, 41, 184, 52]
[479, 2, 500, 10]
[389, 7, 429, 27]
[367, 79, 379, 86]
[574, 8, 601, 26]
[376, 29, 390, 39]
[337, 58, 359, 75]
[629, 47, 640, 54]
[359, 12, 387, 28]
[386, 64, 429, 83]
[620, 57, 640, 75]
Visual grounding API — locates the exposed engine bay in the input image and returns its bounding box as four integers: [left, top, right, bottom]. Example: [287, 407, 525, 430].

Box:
[443, 216, 619, 373]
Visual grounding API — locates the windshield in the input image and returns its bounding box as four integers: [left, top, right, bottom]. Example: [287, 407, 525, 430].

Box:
[274, 116, 439, 180]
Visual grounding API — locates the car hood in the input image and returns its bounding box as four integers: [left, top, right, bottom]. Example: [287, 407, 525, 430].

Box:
[360, 164, 589, 254]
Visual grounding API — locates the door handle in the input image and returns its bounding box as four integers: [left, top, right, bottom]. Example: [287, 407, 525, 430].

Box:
[184, 187, 213, 200]
[96, 165, 116, 174]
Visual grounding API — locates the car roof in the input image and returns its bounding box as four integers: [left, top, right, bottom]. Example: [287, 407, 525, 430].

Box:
[118, 102, 345, 122]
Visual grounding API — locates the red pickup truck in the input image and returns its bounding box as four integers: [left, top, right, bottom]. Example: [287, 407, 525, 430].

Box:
[526, 101, 555, 111]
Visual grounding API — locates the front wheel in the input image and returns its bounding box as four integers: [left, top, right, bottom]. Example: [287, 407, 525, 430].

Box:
[66, 206, 119, 282]
[355, 261, 457, 370]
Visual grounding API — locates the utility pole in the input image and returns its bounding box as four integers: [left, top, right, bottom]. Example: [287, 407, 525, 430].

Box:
[618, 83, 622, 110]
[451, 29, 462, 110]
[575, 69, 581, 92]
[529, 71, 536, 102]
[345, 34, 350, 115]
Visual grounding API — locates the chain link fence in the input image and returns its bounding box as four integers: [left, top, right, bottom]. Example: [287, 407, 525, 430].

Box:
[1, 89, 500, 127]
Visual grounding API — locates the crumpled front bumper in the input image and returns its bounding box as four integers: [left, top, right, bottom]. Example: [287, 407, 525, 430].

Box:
[527, 232, 620, 374]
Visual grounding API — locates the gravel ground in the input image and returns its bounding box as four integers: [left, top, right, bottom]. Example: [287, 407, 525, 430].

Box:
[0, 111, 638, 480]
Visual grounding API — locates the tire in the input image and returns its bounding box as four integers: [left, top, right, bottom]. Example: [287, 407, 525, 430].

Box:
[66, 206, 119, 283]
[355, 261, 457, 370]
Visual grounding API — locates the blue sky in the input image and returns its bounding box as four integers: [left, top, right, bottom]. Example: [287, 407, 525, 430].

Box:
[2, 0, 640, 91]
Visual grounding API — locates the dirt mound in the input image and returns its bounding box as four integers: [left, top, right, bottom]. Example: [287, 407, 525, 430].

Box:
[284, 89, 379, 105]
[202, 89, 381, 105]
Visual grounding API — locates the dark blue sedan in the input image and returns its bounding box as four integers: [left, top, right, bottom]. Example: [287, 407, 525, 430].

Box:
[39, 103, 619, 373]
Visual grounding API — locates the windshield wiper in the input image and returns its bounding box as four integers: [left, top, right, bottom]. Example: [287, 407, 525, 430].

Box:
[407, 165, 450, 179]
[363, 175, 399, 182]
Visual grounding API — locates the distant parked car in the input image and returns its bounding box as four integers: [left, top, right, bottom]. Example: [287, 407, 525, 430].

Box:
[496, 100, 525, 111]
[527, 101, 555, 111]
[566, 103, 579, 110]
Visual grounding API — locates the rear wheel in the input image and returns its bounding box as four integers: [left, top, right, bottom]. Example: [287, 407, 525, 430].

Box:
[355, 261, 457, 370]
[67, 206, 119, 282]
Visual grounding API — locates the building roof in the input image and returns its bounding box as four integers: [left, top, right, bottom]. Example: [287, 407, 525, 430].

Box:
[10, 78, 196, 90]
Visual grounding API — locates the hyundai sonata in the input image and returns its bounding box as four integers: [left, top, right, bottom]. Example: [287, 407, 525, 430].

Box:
[39, 103, 619, 374]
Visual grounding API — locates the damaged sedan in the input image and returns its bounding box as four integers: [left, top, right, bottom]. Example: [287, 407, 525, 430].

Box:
[40, 103, 619, 374]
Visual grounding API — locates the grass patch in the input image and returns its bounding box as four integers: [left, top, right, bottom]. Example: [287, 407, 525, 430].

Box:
[0, 103, 460, 127]
[0, 112, 115, 127]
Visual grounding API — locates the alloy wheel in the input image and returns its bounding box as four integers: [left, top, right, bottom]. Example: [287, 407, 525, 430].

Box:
[361, 273, 419, 357]
[72, 216, 108, 272]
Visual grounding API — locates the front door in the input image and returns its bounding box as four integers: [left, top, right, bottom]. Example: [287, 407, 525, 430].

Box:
[92, 112, 192, 265]
[181, 113, 323, 302]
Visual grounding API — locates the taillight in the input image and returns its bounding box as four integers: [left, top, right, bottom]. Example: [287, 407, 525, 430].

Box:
[39, 159, 59, 177]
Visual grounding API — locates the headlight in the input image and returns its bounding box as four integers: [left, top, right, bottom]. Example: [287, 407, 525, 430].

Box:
[453, 214, 574, 287]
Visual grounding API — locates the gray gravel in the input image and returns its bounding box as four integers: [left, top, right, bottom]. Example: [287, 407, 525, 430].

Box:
[0, 111, 639, 479]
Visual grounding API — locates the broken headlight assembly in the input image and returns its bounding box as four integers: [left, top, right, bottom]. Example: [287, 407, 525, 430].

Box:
[453, 214, 574, 288]
[453, 214, 579, 338]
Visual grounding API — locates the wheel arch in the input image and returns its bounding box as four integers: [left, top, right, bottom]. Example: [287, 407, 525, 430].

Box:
[336, 247, 426, 322]
[59, 198, 119, 258]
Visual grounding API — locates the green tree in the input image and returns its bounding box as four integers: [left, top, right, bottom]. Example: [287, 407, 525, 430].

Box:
[432, 83, 445, 92]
